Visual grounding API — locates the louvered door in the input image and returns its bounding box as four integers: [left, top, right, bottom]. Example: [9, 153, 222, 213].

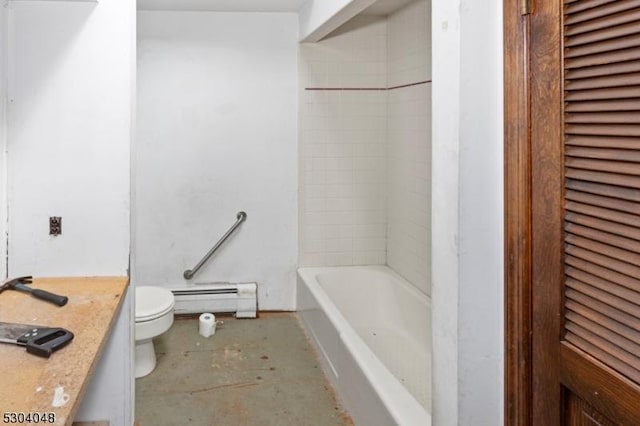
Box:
[527, 0, 640, 424]
[563, 0, 640, 391]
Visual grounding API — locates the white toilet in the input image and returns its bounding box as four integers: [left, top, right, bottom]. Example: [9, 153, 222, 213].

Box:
[135, 286, 175, 378]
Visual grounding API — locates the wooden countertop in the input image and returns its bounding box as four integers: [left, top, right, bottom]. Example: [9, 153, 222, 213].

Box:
[0, 277, 129, 425]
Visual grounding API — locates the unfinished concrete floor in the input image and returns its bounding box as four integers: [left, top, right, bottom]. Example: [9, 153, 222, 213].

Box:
[135, 313, 353, 426]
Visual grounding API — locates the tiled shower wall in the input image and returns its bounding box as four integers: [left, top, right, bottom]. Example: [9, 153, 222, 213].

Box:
[386, 0, 432, 294]
[299, 16, 388, 267]
[299, 0, 431, 295]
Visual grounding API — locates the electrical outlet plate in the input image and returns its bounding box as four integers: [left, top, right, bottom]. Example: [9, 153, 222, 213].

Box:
[49, 217, 62, 236]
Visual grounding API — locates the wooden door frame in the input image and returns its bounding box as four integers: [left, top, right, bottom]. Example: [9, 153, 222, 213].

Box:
[505, 0, 565, 423]
[504, 0, 534, 423]
[505, 0, 564, 422]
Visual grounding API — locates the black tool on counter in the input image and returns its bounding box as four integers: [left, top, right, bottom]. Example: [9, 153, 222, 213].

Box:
[0, 321, 74, 358]
[0, 276, 68, 306]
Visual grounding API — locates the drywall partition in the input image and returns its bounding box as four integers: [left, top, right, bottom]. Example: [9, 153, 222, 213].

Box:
[386, 0, 431, 295]
[431, 0, 503, 424]
[136, 12, 298, 310]
[5, 1, 135, 424]
[6, 1, 132, 277]
[456, 0, 503, 423]
[299, 0, 376, 42]
[431, 1, 460, 422]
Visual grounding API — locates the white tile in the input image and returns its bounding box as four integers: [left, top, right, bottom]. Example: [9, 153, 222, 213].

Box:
[324, 211, 353, 225]
[325, 157, 353, 171]
[298, 5, 431, 278]
[299, 253, 327, 267]
[301, 238, 327, 253]
[326, 184, 354, 198]
[326, 170, 353, 184]
[303, 224, 328, 240]
[325, 198, 353, 212]
[326, 238, 353, 253]
[326, 252, 354, 266]
[354, 224, 386, 238]
[305, 198, 326, 212]
[305, 212, 327, 225]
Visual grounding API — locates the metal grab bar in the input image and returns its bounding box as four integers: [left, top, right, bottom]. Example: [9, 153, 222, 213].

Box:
[183, 211, 247, 280]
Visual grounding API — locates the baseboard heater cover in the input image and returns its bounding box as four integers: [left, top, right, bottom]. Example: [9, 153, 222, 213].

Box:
[171, 282, 257, 318]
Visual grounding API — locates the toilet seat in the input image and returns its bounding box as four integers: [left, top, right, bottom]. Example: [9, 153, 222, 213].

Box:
[136, 286, 175, 322]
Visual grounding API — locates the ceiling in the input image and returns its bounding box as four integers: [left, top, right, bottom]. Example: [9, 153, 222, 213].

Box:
[363, 0, 418, 15]
[137, 0, 308, 12]
[137, 0, 419, 15]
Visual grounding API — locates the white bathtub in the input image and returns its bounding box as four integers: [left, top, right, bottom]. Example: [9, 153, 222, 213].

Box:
[297, 266, 431, 426]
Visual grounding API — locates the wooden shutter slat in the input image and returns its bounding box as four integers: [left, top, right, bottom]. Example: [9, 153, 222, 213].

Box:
[566, 179, 640, 202]
[566, 73, 640, 90]
[566, 189, 639, 212]
[567, 158, 640, 175]
[566, 212, 640, 240]
[566, 212, 640, 241]
[567, 8, 640, 37]
[567, 266, 640, 306]
[566, 170, 640, 189]
[565, 124, 640, 137]
[566, 135, 640, 150]
[566, 201, 640, 227]
[566, 147, 640, 162]
[566, 255, 640, 294]
[566, 35, 640, 59]
[565, 86, 640, 101]
[566, 222, 640, 254]
[566, 47, 640, 70]
[565, 1, 640, 25]
[565, 331, 640, 383]
[567, 278, 640, 321]
[565, 99, 640, 112]
[566, 61, 640, 80]
[565, 322, 640, 373]
[565, 111, 640, 124]
[566, 306, 640, 353]
[565, 0, 617, 16]
[566, 234, 640, 265]
[565, 21, 640, 48]
[566, 321, 640, 376]
[566, 324, 640, 380]
[566, 245, 640, 280]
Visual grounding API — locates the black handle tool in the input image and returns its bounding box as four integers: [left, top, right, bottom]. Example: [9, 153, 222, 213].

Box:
[0, 321, 74, 357]
[0, 276, 68, 306]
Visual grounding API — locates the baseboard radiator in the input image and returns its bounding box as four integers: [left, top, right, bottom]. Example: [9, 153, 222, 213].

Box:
[171, 282, 257, 318]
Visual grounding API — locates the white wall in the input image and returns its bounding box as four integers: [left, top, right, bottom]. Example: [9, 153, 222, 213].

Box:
[5, 1, 135, 423]
[136, 11, 299, 310]
[0, 4, 6, 280]
[299, 16, 388, 267]
[386, 0, 431, 294]
[431, 0, 503, 424]
[6, 1, 132, 277]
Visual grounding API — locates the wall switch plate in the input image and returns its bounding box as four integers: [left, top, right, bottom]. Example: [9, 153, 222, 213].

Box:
[49, 217, 62, 236]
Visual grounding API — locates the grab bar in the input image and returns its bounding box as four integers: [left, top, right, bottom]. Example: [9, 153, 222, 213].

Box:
[183, 211, 247, 280]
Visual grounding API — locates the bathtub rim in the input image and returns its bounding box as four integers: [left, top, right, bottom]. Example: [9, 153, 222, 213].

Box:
[297, 265, 431, 425]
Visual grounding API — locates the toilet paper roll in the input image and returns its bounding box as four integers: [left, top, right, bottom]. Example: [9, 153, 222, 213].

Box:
[199, 313, 216, 338]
